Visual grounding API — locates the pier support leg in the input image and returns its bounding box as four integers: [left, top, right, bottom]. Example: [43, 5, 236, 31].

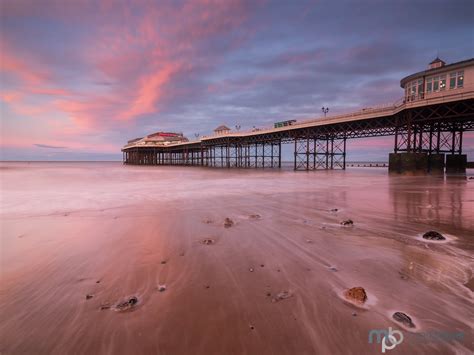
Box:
[428, 154, 445, 174]
[446, 154, 467, 174]
[388, 153, 428, 174]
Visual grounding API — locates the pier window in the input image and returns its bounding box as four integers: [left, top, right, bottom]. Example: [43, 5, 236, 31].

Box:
[426, 78, 432, 93]
[458, 71, 464, 87]
[449, 71, 464, 89]
[433, 76, 439, 91]
[439, 75, 446, 90]
[417, 79, 423, 97]
[410, 82, 416, 95]
[406, 81, 418, 101]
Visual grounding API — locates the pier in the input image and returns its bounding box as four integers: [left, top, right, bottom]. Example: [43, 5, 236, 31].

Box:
[122, 58, 474, 174]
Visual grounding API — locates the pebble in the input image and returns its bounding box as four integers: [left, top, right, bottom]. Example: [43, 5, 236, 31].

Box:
[340, 219, 354, 226]
[272, 291, 293, 302]
[86, 294, 93, 300]
[392, 312, 415, 328]
[224, 218, 234, 228]
[158, 285, 167, 292]
[201, 238, 215, 245]
[422, 230, 445, 241]
[115, 296, 139, 311]
[344, 287, 367, 304]
[249, 268, 254, 272]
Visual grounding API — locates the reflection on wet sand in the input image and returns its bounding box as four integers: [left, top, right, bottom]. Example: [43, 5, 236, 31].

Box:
[0, 162, 473, 354]
[389, 176, 469, 231]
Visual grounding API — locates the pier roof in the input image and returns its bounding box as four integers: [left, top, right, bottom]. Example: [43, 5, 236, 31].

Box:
[400, 58, 474, 88]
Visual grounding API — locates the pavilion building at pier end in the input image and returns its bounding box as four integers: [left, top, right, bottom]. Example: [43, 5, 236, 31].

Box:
[122, 57, 474, 174]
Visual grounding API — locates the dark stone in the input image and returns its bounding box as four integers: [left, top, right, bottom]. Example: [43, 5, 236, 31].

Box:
[158, 285, 166, 292]
[260, 264, 264, 267]
[340, 219, 354, 226]
[161, 260, 167, 264]
[224, 218, 234, 228]
[86, 294, 93, 300]
[201, 238, 215, 245]
[392, 312, 415, 328]
[249, 214, 261, 220]
[330, 208, 338, 212]
[344, 287, 367, 304]
[115, 296, 139, 311]
[422, 230, 445, 241]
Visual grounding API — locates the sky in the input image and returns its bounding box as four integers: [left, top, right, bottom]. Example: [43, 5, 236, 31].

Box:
[1, 0, 473, 161]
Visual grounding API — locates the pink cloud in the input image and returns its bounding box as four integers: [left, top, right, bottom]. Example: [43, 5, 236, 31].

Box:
[0, 41, 50, 85]
[1, 0, 262, 154]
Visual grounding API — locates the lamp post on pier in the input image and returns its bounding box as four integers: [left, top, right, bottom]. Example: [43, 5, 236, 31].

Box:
[322, 106, 329, 117]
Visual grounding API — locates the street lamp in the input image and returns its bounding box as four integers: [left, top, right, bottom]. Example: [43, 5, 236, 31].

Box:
[321, 106, 329, 117]
[194, 133, 200, 139]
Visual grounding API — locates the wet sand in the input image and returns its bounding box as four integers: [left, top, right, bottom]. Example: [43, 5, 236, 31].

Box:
[0, 162, 473, 354]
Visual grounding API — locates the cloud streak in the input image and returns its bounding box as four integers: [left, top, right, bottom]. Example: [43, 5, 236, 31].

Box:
[34, 144, 68, 149]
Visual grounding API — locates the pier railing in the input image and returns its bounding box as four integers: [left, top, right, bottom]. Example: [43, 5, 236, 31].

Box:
[201, 86, 474, 139]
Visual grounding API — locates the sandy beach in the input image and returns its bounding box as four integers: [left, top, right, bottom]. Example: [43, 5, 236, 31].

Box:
[0, 162, 473, 354]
